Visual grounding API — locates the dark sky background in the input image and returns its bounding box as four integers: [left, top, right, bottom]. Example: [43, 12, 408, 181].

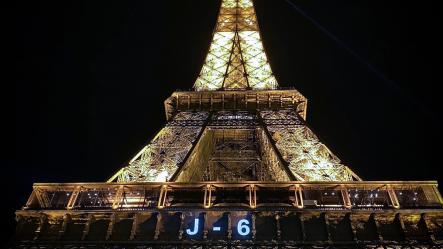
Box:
[8, 0, 441, 244]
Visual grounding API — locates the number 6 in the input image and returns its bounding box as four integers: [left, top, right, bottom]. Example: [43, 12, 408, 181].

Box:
[237, 219, 250, 236]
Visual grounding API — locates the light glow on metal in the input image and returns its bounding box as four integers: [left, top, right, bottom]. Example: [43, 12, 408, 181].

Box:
[115, 112, 209, 182]
[260, 110, 358, 181]
[194, 0, 278, 91]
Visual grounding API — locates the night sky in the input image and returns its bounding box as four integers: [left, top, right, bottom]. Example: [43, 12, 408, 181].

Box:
[9, 0, 441, 244]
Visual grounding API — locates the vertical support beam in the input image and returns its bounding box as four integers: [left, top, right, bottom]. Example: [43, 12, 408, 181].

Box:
[244, 94, 248, 109]
[422, 213, 436, 242]
[299, 213, 307, 241]
[129, 213, 138, 240]
[233, 93, 237, 109]
[203, 185, 208, 208]
[222, 93, 225, 110]
[268, 93, 271, 108]
[202, 212, 208, 239]
[293, 184, 304, 208]
[249, 184, 257, 208]
[397, 213, 407, 240]
[82, 214, 94, 240]
[204, 184, 212, 208]
[187, 95, 191, 109]
[324, 213, 332, 242]
[34, 213, 47, 240]
[59, 214, 71, 239]
[158, 185, 168, 209]
[251, 212, 256, 240]
[106, 213, 116, 240]
[199, 94, 202, 110]
[275, 213, 282, 241]
[303, 100, 308, 121]
[178, 213, 185, 240]
[227, 212, 232, 240]
[154, 213, 162, 240]
[280, 94, 283, 107]
[175, 93, 179, 109]
[341, 185, 352, 209]
[67, 186, 81, 210]
[112, 185, 124, 210]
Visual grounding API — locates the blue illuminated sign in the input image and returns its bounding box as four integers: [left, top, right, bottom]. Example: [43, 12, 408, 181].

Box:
[186, 218, 199, 235]
[237, 219, 250, 236]
[185, 217, 251, 236]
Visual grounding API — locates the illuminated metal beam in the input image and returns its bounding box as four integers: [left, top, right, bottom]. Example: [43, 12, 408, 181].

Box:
[194, 0, 278, 91]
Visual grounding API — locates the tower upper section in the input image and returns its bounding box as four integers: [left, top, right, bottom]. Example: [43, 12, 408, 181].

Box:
[193, 0, 278, 91]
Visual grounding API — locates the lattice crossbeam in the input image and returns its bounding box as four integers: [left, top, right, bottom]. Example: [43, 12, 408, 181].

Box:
[115, 112, 209, 182]
[260, 110, 359, 181]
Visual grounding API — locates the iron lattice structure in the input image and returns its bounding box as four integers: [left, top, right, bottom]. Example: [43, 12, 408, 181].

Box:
[11, 0, 443, 248]
[115, 112, 209, 182]
[110, 0, 358, 183]
[111, 109, 360, 182]
[194, 0, 277, 90]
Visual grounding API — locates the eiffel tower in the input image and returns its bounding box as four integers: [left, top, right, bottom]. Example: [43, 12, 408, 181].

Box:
[11, 0, 443, 248]
[107, 0, 360, 184]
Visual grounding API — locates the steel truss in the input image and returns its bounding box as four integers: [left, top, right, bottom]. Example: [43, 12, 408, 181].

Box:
[194, 0, 277, 90]
[114, 112, 210, 182]
[260, 110, 361, 181]
[110, 108, 362, 183]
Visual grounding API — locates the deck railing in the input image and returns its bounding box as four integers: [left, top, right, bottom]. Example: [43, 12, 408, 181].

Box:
[24, 181, 443, 211]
